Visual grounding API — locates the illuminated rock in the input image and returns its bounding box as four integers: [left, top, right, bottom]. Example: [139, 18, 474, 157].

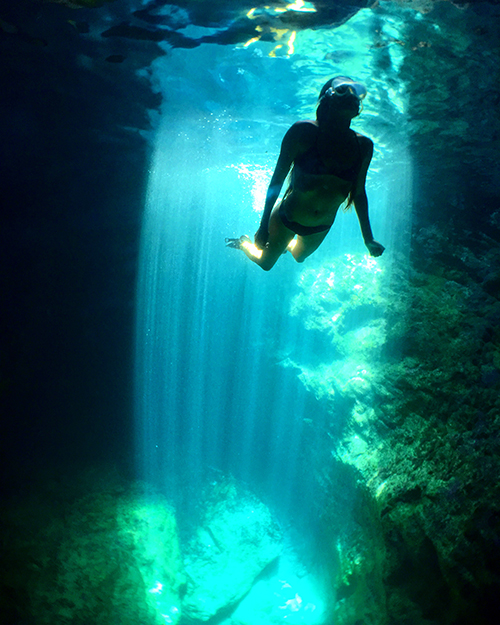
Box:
[182, 480, 283, 623]
[2, 475, 184, 625]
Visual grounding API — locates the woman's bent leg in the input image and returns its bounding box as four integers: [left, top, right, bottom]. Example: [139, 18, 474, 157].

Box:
[240, 205, 295, 271]
[291, 229, 330, 263]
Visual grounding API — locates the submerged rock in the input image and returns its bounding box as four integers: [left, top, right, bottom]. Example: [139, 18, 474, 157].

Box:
[286, 218, 500, 623]
[182, 479, 283, 623]
[0, 470, 184, 625]
[228, 546, 325, 625]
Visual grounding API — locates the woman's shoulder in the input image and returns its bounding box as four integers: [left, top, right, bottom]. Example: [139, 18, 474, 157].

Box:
[287, 120, 318, 141]
[355, 132, 374, 154]
[282, 120, 318, 153]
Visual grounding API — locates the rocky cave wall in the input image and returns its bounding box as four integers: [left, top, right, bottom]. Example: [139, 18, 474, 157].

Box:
[288, 4, 500, 625]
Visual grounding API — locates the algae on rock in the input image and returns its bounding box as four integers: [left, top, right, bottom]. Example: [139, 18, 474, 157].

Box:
[285, 214, 500, 624]
[1, 473, 185, 625]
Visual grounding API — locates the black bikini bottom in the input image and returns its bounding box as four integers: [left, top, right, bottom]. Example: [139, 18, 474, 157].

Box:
[279, 204, 331, 236]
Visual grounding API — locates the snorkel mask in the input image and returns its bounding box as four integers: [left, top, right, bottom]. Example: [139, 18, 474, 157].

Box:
[324, 77, 367, 101]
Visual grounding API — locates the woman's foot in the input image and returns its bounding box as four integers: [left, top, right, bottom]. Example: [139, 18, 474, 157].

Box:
[225, 235, 251, 249]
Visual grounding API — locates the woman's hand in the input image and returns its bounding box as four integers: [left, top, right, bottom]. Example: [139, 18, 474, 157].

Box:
[254, 226, 269, 250]
[365, 239, 385, 257]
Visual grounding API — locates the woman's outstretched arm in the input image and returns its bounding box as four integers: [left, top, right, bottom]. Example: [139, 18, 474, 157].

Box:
[353, 137, 385, 257]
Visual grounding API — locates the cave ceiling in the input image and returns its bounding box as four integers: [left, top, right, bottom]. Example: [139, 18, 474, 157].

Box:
[0, 0, 480, 54]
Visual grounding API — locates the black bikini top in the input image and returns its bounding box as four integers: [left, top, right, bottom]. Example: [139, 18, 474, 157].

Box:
[294, 132, 362, 183]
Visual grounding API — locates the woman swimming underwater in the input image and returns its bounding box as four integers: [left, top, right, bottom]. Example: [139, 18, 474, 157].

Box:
[226, 76, 385, 270]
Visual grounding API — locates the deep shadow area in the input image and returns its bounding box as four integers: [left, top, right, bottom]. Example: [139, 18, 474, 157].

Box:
[0, 0, 162, 493]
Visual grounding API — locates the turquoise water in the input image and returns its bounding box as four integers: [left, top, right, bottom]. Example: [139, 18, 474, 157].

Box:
[134, 5, 412, 525]
[3, 1, 500, 623]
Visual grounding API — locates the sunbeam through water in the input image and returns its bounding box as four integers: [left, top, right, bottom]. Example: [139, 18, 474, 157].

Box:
[5, 0, 500, 623]
[134, 4, 413, 622]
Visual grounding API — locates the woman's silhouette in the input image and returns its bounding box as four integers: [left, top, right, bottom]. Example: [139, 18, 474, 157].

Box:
[226, 76, 385, 270]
